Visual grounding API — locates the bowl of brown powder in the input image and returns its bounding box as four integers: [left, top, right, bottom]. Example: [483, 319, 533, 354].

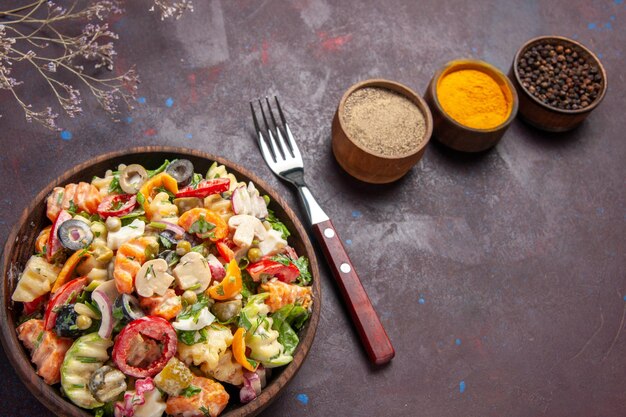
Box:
[332, 79, 432, 184]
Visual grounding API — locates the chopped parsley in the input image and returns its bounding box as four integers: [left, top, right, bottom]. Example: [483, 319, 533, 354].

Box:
[159, 235, 173, 249]
[177, 327, 208, 346]
[266, 209, 290, 239]
[68, 199, 78, 214]
[189, 216, 215, 235]
[108, 176, 124, 194]
[180, 384, 202, 397]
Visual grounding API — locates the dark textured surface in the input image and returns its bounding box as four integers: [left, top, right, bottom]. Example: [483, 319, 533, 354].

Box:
[1, 1, 625, 416]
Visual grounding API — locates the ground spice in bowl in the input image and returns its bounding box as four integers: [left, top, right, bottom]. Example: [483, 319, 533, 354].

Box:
[436, 69, 511, 130]
[341, 87, 427, 157]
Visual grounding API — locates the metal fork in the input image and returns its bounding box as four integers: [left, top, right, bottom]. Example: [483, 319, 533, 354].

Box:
[251, 97, 395, 365]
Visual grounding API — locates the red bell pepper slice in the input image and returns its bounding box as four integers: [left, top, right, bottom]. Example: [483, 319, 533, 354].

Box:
[97, 194, 137, 219]
[46, 209, 72, 263]
[112, 316, 177, 378]
[175, 178, 230, 199]
[247, 259, 300, 283]
[23, 294, 47, 316]
[216, 240, 235, 262]
[43, 276, 88, 330]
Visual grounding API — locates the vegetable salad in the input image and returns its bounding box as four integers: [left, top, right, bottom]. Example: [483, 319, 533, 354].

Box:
[12, 159, 313, 417]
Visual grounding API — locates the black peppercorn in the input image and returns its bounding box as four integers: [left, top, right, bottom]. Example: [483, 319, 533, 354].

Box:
[517, 41, 603, 110]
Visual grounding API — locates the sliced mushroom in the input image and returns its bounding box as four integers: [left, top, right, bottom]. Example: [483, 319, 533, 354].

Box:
[228, 214, 267, 249]
[135, 258, 175, 298]
[258, 228, 288, 256]
[173, 252, 211, 293]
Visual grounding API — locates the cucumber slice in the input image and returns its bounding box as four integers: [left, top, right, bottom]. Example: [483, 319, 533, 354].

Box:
[61, 333, 113, 409]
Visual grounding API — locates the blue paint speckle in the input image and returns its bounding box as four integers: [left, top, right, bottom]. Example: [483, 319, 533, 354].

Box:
[296, 393, 309, 405]
[604, 22, 613, 30]
[459, 380, 466, 393]
[185, 133, 193, 139]
[471, 47, 477, 53]
[455, 338, 462, 346]
[345, 239, 352, 245]
[610, 15, 616, 20]
[418, 297, 425, 304]
[615, 0, 623, 5]
[125, 116, 133, 123]
[588, 22, 597, 30]
[623, 295, 626, 301]
[351, 210, 362, 218]
[572, 34, 579, 39]
[165, 97, 174, 107]
[597, 53, 603, 59]
[137, 96, 146, 104]
[60, 130, 72, 141]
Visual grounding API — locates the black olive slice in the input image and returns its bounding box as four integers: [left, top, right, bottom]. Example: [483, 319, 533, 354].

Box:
[55, 304, 81, 338]
[57, 219, 94, 250]
[114, 294, 145, 321]
[158, 249, 180, 268]
[166, 159, 194, 187]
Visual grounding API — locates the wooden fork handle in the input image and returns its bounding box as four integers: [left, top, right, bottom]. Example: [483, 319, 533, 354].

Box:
[312, 219, 395, 365]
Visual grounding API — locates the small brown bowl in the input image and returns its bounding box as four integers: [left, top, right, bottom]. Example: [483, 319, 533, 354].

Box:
[509, 35, 608, 132]
[331, 79, 433, 184]
[425, 59, 519, 153]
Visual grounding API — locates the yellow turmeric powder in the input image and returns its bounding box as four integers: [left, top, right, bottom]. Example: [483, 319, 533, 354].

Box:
[437, 69, 510, 129]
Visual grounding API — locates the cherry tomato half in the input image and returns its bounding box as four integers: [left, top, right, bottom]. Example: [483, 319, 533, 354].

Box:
[43, 276, 88, 330]
[46, 210, 72, 263]
[112, 316, 177, 378]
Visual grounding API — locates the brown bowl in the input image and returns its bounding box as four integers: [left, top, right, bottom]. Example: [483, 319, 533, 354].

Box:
[331, 79, 433, 184]
[425, 59, 519, 153]
[0, 146, 321, 417]
[509, 35, 608, 132]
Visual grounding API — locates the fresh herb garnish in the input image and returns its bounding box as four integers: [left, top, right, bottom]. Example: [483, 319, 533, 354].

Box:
[154, 185, 175, 198]
[180, 384, 202, 397]
[68, 199, 78, 214]
[292, 256, 312, 286]
[159, 235, 173, 249]
[136, 192, 146, 206]
[266, 209, 291, 239]
[189, 216, 215, 235]
[147, 160, 171, 178]
[108, 176, 124, 194]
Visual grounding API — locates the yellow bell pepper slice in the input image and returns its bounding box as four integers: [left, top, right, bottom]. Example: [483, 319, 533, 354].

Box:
[207, 259, 242, 300]
[232, 327, 257, 372]
[50, 249, 91, 293]
[138, 172, 179, 216]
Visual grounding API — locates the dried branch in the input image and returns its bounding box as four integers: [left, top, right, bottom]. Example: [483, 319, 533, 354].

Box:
[0, 0, 192, 131]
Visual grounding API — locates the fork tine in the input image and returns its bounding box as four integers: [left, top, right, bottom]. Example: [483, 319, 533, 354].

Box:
[258, 99, 283, 161]
[250, 101, 276, 162]
[266, 97, 293, 158]
[274, 96, 302, 161]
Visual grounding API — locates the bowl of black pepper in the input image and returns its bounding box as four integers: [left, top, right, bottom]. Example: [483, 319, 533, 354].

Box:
[510, 35, 607, 132]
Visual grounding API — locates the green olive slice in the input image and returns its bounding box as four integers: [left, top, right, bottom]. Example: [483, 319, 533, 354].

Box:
[119, 164, 148, 194]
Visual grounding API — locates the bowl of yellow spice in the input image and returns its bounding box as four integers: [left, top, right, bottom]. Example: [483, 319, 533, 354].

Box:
[425, 59, 518, 152]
